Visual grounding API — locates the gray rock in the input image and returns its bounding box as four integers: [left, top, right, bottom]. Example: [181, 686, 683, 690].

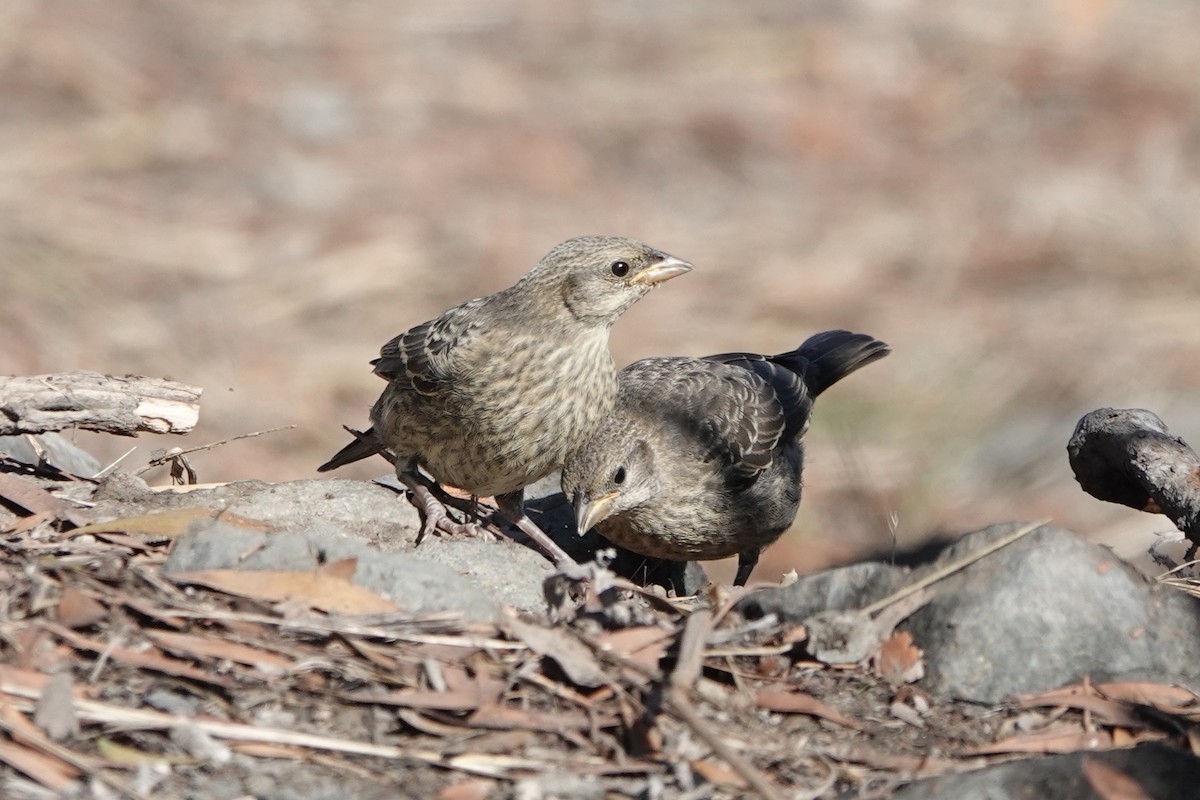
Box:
[741, 522, 1200, 702]
[890, 742, 1200, 800]
[165, 517, 504, 622]
[93, 475, 421, 551]
[0, 432, 102, 477]
[738, 560, 902, 621]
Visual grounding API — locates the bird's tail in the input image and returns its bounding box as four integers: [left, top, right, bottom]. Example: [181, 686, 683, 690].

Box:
[783, 329, 890, 397]
[316, 426, 393, 472]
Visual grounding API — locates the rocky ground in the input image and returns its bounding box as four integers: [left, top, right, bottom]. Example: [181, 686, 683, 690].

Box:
[2, 431, 1200, 799]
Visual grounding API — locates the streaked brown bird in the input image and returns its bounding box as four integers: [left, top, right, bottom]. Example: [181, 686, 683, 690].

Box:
[318, 235, 692, 563]
[561, 330, 889, 585]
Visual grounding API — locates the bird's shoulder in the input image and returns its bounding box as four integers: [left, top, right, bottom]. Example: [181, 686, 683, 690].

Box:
[371, 297, 492, 393]
[620, 357, 785, 480]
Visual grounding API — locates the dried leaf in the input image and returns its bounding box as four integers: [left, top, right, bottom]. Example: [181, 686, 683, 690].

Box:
[439, 778, 495, 800]
[145, 630, 294, 675]
[1082, 757, 1153, 800]
[505, 614, 606, 689]
[1020, 691, 1143, 729]
[1096, 681, 1200, 714]
[317, 557, 359, 581]
[873, 631, 924, 685]
[344, 675, 506, 711]
[96, 737, 185, 766]
[595, 626, 673, 668]
[70, 507, 222, 538]
[227, 742, 307, 759]
[755, 688, 866, 731]
[1022, 681, 1200, 726]
[690, 758, 747, 788]
[0, 739, 79, 793]
[56, 587, 108, 629]
[0, 473, 88, 526]
[72, 508, 275, 541]
[121, 596, 187, 629]
[468, 703, 615, 734]
[169, 568, 399, 615]
[399, 709, 472, 737]
[44, 622, 233, 688]
[965, 724, 1113, 755]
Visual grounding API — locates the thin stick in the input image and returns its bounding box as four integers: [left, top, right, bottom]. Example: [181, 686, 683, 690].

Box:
[860, 520, 1049, 617]
[133, 425, 297, 475]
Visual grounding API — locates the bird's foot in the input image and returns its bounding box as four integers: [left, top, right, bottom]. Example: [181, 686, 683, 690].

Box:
[394, 472, 491, 545]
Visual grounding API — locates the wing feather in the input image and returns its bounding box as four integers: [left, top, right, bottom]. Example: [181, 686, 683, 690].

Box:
[371, 299, 487, 395]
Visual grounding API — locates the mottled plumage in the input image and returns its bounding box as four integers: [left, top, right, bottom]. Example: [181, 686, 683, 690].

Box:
[319, 236, 692, 562]
[561, 330, 889, 585]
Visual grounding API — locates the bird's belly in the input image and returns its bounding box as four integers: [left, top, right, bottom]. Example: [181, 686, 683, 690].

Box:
[374, 344, 614, 497]
[597, 479, 799, 561]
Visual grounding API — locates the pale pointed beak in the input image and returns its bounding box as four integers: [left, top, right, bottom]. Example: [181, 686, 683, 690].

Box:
[573, 489, 621, 535]
[627, 255, 693, 287]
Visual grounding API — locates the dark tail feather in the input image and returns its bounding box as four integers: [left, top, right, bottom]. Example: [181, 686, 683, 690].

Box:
[317, 426, 394, 472]
[785, 329, 890, 397]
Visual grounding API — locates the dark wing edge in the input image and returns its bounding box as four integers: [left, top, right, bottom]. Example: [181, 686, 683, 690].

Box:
[317, 426, 393, 472]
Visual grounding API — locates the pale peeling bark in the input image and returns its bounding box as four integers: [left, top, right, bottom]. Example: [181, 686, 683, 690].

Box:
[0, 371, 202, 436]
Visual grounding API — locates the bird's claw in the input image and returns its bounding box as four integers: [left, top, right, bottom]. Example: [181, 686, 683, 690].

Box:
[399, 472, 490, 545]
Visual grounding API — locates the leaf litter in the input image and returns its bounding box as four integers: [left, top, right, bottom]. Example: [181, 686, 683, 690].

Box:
[0, 487, 1197, 798]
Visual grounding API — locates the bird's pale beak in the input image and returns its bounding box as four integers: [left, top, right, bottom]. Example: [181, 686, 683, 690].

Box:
[574, 490, 621, 535]
[627, 255, 693, 287]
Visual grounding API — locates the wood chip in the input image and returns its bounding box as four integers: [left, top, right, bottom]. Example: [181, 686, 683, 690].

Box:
[0, 472, 88, 526]
[41, 622, 234, 688]
[56, 587, 108, 630]
[755, 688, 867, 731]
[145, 630, 295, 675]
[0, 739, 80, 793]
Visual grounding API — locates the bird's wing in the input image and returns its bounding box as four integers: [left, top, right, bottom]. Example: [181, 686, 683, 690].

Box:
[371, 299, 487, 395]
[704, 351, 814, 441]
[623, 358, 786, 484]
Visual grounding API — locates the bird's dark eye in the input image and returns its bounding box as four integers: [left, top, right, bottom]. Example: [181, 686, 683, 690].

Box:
[610, 261, 630, 278]
[614, 466, 627, 485]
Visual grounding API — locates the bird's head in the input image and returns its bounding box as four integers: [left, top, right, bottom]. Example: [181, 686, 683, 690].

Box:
[523, 235, 692, 325]
[562, 422, 660, 535]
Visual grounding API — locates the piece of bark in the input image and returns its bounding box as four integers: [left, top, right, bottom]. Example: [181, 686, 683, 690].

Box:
[0, 372, 201, 436]
[1068, 408, 1200, 551]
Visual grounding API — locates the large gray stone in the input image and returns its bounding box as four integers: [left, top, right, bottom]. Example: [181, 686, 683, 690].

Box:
[741, 523, 1200, 702]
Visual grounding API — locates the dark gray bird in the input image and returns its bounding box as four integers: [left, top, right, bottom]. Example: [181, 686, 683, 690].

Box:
[318, 236, 692, 564]
[561, 330, 889, 585]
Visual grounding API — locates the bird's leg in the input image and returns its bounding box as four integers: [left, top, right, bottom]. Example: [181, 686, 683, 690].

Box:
[394, 465, 489, 545]
[733, 548, 761, 587]
[417, 478, 492, 522]
[494, 490, 577, 567]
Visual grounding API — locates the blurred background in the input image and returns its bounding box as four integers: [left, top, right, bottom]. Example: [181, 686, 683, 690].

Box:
[4, 1, 1199, 582]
